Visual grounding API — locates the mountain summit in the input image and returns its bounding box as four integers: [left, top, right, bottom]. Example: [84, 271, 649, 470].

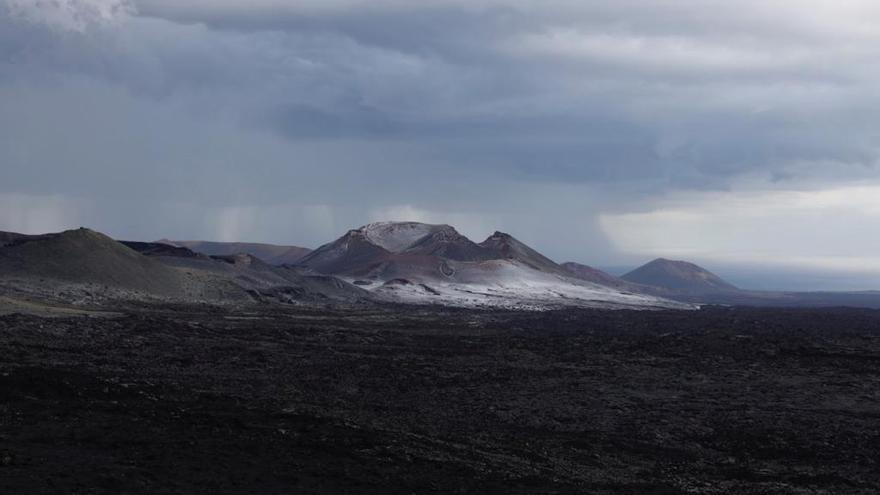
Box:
[297, 222, 493, 277]
[401, 225, 493, 261]
[621, 258, 737, 292]
[479, 231, 562, 273]
[359, 222, 449, 253]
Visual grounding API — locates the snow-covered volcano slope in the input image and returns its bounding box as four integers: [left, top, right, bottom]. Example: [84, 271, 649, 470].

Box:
[298, 222, 694, 310]
[373, 259, 694, 310]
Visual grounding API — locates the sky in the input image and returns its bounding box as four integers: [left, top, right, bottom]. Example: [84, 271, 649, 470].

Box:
[2, 0, 880, 290]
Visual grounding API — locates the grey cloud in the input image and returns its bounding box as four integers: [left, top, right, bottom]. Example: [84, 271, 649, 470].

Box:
[2, 0, 880, 271]
[6, 1, 879, 178]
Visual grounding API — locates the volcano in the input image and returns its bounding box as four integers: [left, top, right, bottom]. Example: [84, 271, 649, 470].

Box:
[0, 228, 189, 297]
[298, 222, 692, 309]
[621, 258, 738, 293]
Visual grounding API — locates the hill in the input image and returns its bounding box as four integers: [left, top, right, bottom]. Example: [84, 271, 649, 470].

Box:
[0, 231, 32, 247]
[621, 258, 738, 292]
[0, 228, 189, 297]
[162, 240, 312, 265]
[480, 232, 562, 273]
[561, 262, 645, 291]
[119, 241, 206, 259]
[126, 244, 370, 303]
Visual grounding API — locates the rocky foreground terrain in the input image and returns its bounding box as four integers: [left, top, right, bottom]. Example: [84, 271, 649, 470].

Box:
[1, 304, 879, 494]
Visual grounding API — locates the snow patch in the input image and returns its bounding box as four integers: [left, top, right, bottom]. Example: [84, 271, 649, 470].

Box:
[359, 222, 446, 253]
[349, 259, 696, 310]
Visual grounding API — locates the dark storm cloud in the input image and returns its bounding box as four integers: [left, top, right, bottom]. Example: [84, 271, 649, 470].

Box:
[9, 0, 879, 186]
[127, 0, 880, 186]
[2, 0, 880, 270]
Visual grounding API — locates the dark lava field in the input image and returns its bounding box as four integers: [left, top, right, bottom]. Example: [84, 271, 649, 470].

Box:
[2, 304, 879, 494]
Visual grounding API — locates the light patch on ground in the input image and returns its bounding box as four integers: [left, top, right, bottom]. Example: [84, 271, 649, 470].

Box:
[351, 260, 694, 310]
[0, 295, 121, 317]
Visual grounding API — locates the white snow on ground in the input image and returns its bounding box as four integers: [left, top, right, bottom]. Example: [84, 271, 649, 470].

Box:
[360, 222, 445, 253]
[348, 260, 696, 310]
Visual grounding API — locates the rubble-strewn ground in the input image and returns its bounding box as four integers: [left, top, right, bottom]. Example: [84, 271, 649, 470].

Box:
[1, 304, 879, 494]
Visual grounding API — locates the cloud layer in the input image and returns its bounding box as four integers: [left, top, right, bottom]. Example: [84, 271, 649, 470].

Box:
[2, 0, 880, 285]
